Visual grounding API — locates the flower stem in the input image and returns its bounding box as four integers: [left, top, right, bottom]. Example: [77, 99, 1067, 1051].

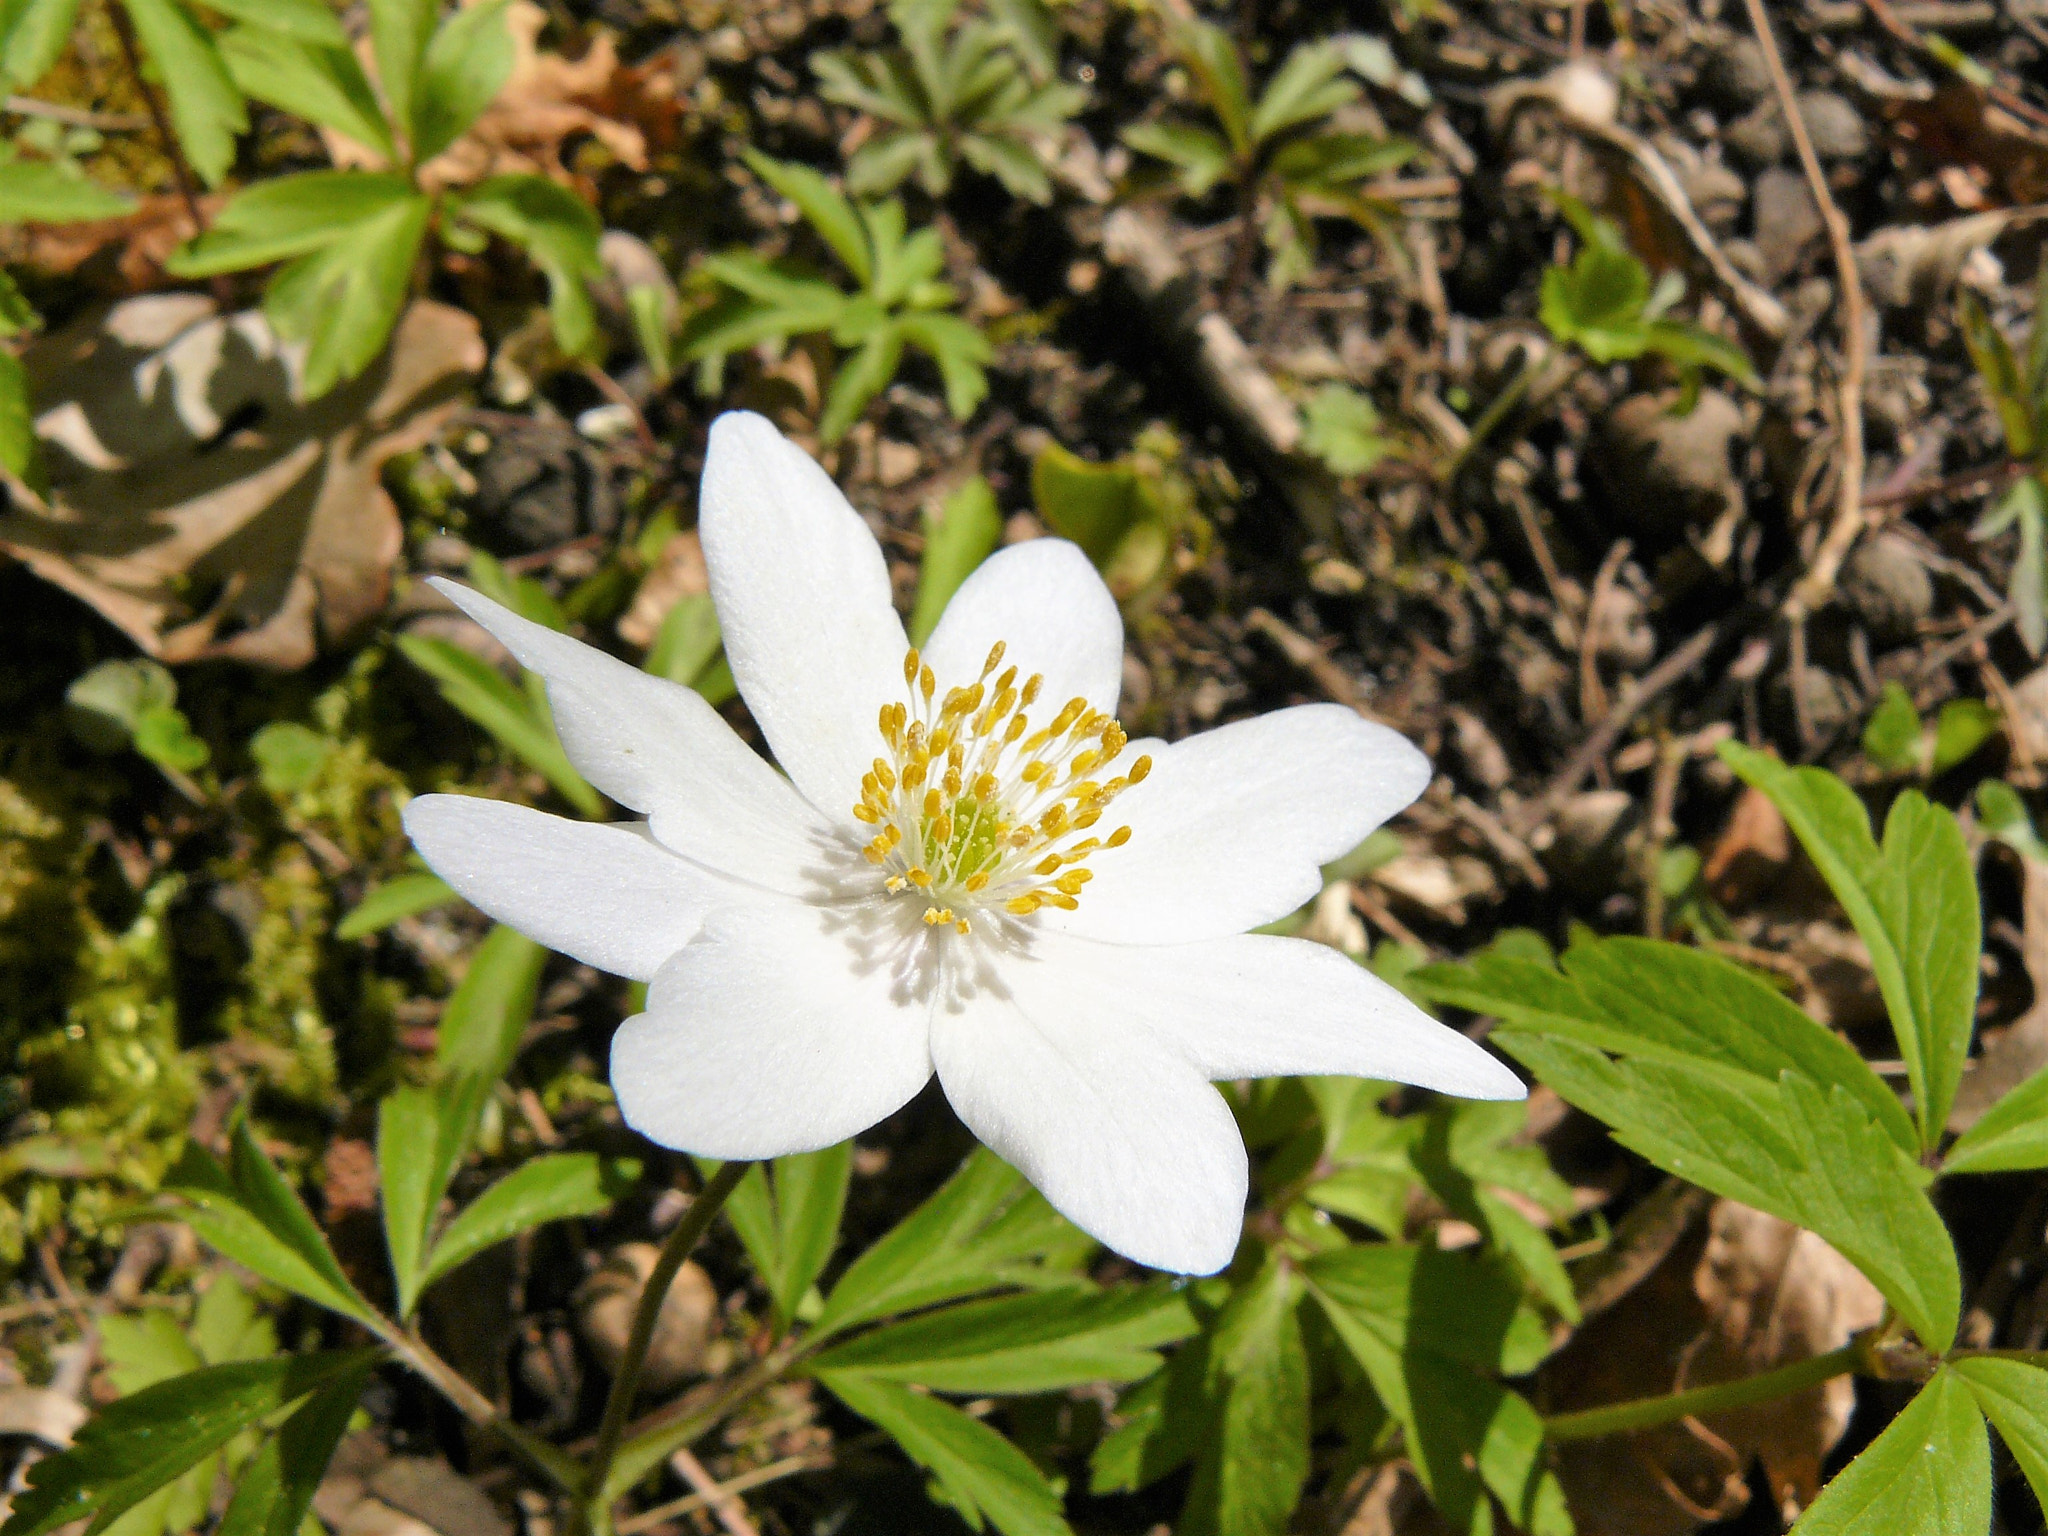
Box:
[578, 1159, 752, 1533]
[1542, 1343, 1863, 1442]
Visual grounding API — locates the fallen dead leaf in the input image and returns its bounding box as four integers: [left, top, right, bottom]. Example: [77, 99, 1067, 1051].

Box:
[1703, 785, 1790, 909]
[1952, 847, 2048, 1130]
[617, 528, 707, 649]
[1541, 1199, 1883, 1534]
[2, 194, 214, 293]
[2, 295, 482, 668]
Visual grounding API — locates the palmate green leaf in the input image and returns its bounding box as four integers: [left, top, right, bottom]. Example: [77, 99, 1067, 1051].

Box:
[1170, 16, 1251, 155]
[808, 1284, 1196, 1394]
[1505, 1037, 1960, 1351]
[1411, 932, 1914, 1153]
[862, 201, 943, 306]
[335, 871, 456, 940]
[0, 1351, 374, 1536]
[412, 0, 513, 161]
[896, 310, 991, 423]
[744, 150, 871, 285]
[120, 0, 247, 186]
[258, 189, 430, 396]
[1945, 1062, 2048, 1173]
[822, 1373, 1072, 1536]
[820, 322, 905, 444]
[0, 268, 32, 337]
[1089, 1344, 1212, 1496]
[848, 129, 947, 199]
[909, 474, 1001, 644]
[0, 160, 135, 222]
[1304, 1246, 1566, 1535]
[814, 1147, 1091, 1338]
[0, 0, 82, 88]
[1121, 121, 1235, 197]
[396, 634, 602, 815]
[1791, 1369, 1987, 1535]
[213, 1355, 376, 1536]
[420, 1153, 639, 1290]
[1540, 244, 1652, 362]
[1300, 383, 1391, 476]
[168, 171, 416, 276]
[163, 1122, 376, 1326]
[959, 128, 1055, 204]
[451, 175, 603, 356]
[1182, 1256, 1309, 1536]
[715, 1142, 853, 1333]
[1952, 1356, 2048, 1510]
[1721, 744, 1979, 1148]
[220, 27, 394, 162]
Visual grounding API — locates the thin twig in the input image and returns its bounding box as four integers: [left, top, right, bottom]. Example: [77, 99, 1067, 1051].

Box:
[616, 1454, 833, 1536]
[1748, 0, 1871, 623]
[5, 95, 149, 130]
[104, 2, 206, 239]
[668, 1446, 760, 1536]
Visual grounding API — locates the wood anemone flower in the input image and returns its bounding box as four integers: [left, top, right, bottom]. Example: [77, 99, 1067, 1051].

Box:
[404, 411, 1523, 1274]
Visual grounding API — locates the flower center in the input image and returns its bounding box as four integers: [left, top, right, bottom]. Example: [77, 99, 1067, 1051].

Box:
[851, 642, 1149, 935]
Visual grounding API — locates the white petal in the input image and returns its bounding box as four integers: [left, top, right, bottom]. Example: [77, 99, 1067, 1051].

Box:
[698, 412, 909, 820]
[429, 579, 831, 892]
[1031, 930, 1524, 1099]
[921, 539, 1123, 716]
[931, 958, 1247, 1275]
[610, 899, 934, 1159]
[403, 795, 727, 982]
[1045, 704, 1430, 944]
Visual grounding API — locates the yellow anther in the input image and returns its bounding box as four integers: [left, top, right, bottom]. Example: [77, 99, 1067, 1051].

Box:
[1056, 869, 1092, 895]
[1004, 716, 1027, 745]
[1021, 674, 1044, 706]
[919, 664, 936, 701]
[1034, 855, 1062, 876]
[903, 761, 927, 790]
[924, 788, 942, 817]
[1041, 805, 1069, 836]
[1043, 892, 1079, 911]
[1107, 825, 1132, 847]
[955, 918, 971, 935]
[1048, 699, 1084, 735]
[943, 768, 962, 796]
[1101, 724, 1127, 758]
[863, 844, 886, 864]
[904, 648, 920, 685]
[972, 772, 998, 800]
[932, 813, 952, 843]
[883, 824, 902, 847]
[886, 875, 907, 892]
[982, 641, 1006, 677]
[1070, 750, 1100, 777]
[1129, 755, 1153, 784]
[874, 759, 897, 790]
[965, 872, 990, 892]
[930, 727, 953, 757]
[1021, 761, 1050, 784]
[1006, 894, 1042, 915]
[994, 665, 1016, 696]
[853, 804, 879, 824]
[907, 868, 932, 889]
[1073, 810, 1101, 830]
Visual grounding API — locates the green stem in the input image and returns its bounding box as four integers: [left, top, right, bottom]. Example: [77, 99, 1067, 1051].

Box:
[371, 1320, 580, 1491]
[578, 1159, 752, 1532]
[1542, 1343, 1862, 1442]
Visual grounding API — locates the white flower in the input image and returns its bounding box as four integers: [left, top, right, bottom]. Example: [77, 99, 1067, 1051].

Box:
[404, 411, 1521, 1274]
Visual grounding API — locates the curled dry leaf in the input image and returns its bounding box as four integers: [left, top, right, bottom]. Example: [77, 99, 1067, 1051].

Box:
[1, 295, 483, 669]
[1541, 1199, 1883, 1534]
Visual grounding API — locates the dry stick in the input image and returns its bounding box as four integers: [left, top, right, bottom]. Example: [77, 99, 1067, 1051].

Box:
[615, 1454, 833, 1536]
[1580, 539, 1632, 726]
[104, 2, 207, 239]
[1506, 623, 1724, 839]
[1745, 0, 1871, 627]
[668, 1446, 760, 1536]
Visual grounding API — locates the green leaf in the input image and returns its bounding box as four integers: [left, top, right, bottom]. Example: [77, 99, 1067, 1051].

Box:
[449, 174, 602, 360]
[1300, 383, 1391, 476]
[895, 310, 991, 423]
[132, 704, 209, 773]
[1181, 1258, 1309, 1536]
[909, 474, 1001, 644]
[396, 634, 602, 815]
[1504, 1038, 1960, 1351]
[819, 322, 905, 444]
[0, 160, 135, 222]
[164, 1122, 375, 1325]
[213, 1355, 376, 1536]
[1931, 698, 1999, 774]
[743, 150, 871, 285]
[1977, 779, 2048, 862]
[64, 659, 177, 754]
[262, 190, 431, 398]
[642, 591, 724, 691]
[1541, 243, 1652, 362]
[1862, 681, 1923, 772]
[1304, 1247, 1567, 1534]
[808, 1285, 1196, 1394]
[820, 1373, 1073, 1536]
[1961, 291, 2036, 461]
[815, 1148, 1091, 1339]
[195, 0, 342, 43]
[420, 1153, 639, 1290]
[1791, 1369, 1987, 1535]
[191, 1274, 275, 1366]
[366, 0, 434, 145]
[436, 922, 546, 1083]
[100, 1311, 202, 1393]
[120, 0, 247, 187]
[1720, 744, 1980, 1149]
[1121, 120, 1234, 197]
[335, 871, 456, 940]
[1642, 319, 1760, 388]
[248, 721, 328, 796]
[168, 171, 416, 276]
[411, 0, 512, 161]
[377, 1085, 438, 1316]
[716, 1143, 853, 1333]
[1411, 933, 1913, 1153]
[1169, 16, 1250, 155]
[0, 0, 83, 88]
[1247, 39, 1355, 146]
[219, 27, 395, 162]
[1953, 1356, 2048, 1511]
[0, 1351, 374, 1536]
[1031, 442, 1141, 568]
[1945, 1063, 2048, 1173]
[0, 347, 36, 489]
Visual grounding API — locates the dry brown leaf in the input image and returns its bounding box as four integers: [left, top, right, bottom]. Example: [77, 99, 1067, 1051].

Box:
[616, 528, 707, 649]
[2, 296, 482, 669]
[4, 194, 214, 291]
[1542, 1199, 1882, 1535]
[1703, 785, 1790, 909]
[1952, 849, 2048, 1130]
[1887, 81, 2048, 209]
